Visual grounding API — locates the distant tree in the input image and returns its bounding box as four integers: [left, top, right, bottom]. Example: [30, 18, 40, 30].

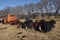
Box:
[48, 0, 60, 18]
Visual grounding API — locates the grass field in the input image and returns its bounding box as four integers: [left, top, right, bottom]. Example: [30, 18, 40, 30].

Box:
[0, 20, 59, 40]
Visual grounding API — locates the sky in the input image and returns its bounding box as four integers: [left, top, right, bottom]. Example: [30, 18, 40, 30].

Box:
[0, 0, 40, 10]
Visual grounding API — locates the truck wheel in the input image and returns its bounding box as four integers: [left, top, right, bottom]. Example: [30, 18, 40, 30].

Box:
[21, 23, 27, 29]
[17, 23, 22, 28]
[38, 21, 51, 32]
[24, 23, 28, 29]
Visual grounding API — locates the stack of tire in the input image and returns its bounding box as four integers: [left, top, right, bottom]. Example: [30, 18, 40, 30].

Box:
[35, 20, 56, 32]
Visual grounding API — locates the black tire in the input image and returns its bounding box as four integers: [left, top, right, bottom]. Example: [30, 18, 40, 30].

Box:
[17, 23, 21, 28]
[38, 21, 51, 32]
[50, 20, 56, 24]
[23, 20, 33, 29]
[21, 23, 27, 29]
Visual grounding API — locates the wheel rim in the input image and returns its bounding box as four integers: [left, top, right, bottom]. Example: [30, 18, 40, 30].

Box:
[39, 24, 46, 32]
[39, 25, 42, 31]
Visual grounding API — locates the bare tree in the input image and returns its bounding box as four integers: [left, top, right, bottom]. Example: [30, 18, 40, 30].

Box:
[36, 0, 49, 19]
[51, 0, 60, 18]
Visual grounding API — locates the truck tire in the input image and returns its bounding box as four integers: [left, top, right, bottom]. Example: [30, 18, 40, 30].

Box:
[17, 22, 23, 28]
[38, 21, 51, 32]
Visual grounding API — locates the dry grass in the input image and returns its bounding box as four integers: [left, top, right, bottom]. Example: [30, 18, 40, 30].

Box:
[0, 20, 60, 40]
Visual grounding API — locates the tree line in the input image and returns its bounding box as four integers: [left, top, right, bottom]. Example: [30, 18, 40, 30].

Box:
[0, 0, 60, 18]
